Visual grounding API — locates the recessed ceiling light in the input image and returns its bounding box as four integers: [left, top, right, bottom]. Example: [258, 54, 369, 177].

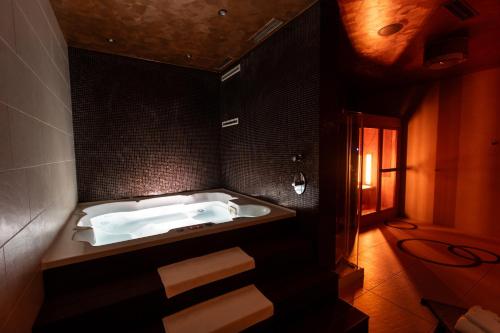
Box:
[186, 53, 192, 60]
[107, 38, 115, 43]
[377, 23, 404, 36]
[424, 36, 468, 70]
[218, 9, 227, 16]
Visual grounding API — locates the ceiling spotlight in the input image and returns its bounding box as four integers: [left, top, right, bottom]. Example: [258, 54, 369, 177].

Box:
[377, 23, 404, 36]
[186, 53, 192, 60]
[107, 38, 115, 43]
[424, 35, 468, 70]
[218, 9, 227, 16]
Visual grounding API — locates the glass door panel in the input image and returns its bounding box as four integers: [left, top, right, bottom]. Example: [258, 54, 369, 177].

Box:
[380, 129, 398, 211]
[382, 129, 397, 169]
[358, 116, 400, 226]
[381, 171, 396, 210]
[361, 128, 379, 215]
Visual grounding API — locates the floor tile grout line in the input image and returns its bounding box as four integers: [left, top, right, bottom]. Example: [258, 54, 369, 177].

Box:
[363, 269, 403, 292]
[369, 280, 437, 325]
[357, 241, 388, 255]
[460, 264, 494, 302]
[353, 288, 367, 300]
[355, 225, 500, 332]
[362, 289, 437, 326]
[358, 233, 438, 324]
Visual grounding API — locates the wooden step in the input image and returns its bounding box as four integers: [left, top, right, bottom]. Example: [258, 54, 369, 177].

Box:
[160, 263, 337, 317]
[34, 264, 335, 333]
[163, 285, 273, 333]
[34, 230, 316, 333]
[158, 247, 255, 298]
[34, 236, 311, 332]
[34, 264, 339, 333]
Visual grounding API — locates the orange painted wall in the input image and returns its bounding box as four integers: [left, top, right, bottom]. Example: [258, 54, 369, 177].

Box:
[405, 67, 500, 238]
[454, 68, 500, 237]
[405, 83, 439, 223]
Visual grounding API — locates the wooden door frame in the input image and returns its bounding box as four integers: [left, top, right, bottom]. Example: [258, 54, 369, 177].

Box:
[359, 115, 402, 227]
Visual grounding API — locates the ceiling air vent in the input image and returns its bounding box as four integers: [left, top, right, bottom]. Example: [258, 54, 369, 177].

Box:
[221, 64, 241, 82]
[443, 0, 478, 20]
[216, 57, 233, 71]
[249, 18, 284, 44]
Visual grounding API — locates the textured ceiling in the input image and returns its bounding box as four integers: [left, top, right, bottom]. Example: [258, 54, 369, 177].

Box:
[50, 0, 317, 72]
[337, 0, 500, 83]
[338, 0, 439, 65]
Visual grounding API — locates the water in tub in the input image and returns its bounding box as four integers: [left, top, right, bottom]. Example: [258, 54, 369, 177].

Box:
[89, 201, 233, 245]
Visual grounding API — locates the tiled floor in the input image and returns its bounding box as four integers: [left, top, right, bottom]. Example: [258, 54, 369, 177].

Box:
[339, 220, 500, 333]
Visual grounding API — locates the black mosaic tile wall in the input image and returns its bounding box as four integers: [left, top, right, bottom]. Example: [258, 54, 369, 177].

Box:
[70, 48, 221, 202]
[220, 4, 320, 215]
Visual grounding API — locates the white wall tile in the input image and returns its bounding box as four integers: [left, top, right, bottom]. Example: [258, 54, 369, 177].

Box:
[14, 0, 69, 87]
[13, 4, 42, 80]
[0, 40, 38, 116]
[43, 125, 73, 163]
[27, 165, 51, 220]
[0, 0, 15, 48]
[35, 0, 67, 53]
[9, 109, 44, 168]
[0, 104, 13, 171]
[0, 248, 8, 326]
[0, 0, 76, 329]
[63, 134, 74, 161]
[0, 169, 30, 246]
[3, 214, 44, 316]
[13, 3, 70, 111]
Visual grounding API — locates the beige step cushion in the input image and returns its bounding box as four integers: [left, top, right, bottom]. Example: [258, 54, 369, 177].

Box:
[158, 247, 255, 298]
[163, 285, 273, 333]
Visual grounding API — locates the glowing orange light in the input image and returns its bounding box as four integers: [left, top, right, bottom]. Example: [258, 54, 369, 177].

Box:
[365, 153, 372, 186]
[337, 0, 437, 65]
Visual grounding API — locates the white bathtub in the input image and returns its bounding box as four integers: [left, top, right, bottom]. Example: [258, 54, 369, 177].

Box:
[73, 192, 271, 246]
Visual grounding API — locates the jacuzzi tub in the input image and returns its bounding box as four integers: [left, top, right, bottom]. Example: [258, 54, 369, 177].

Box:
[74, 192, 271, 246]
[42, 189, 295, 269]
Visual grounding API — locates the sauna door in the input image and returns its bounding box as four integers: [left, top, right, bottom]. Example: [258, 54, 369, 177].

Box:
[359, 115, 401, 226]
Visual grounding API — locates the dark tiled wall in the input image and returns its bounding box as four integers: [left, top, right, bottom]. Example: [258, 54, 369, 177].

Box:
[220, 5, 320, 214]
[70, 48, 221, 202]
